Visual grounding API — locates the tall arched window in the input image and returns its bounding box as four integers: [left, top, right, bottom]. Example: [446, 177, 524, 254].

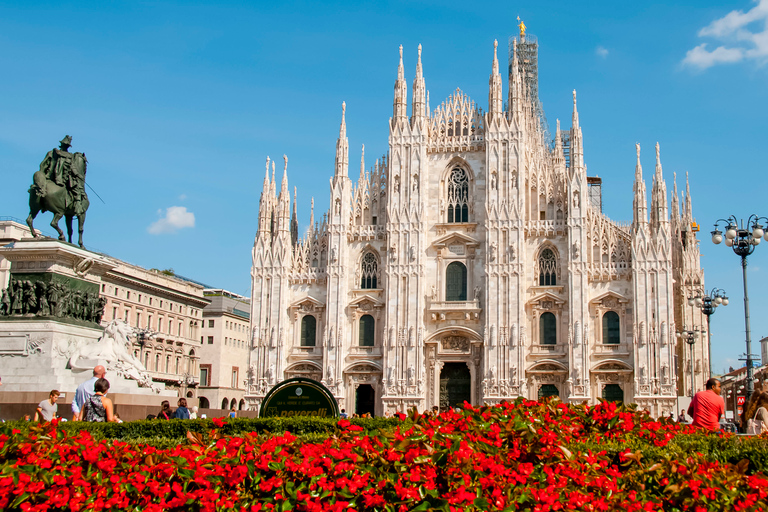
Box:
[538, 248, 557, 286]
[445, 262, 467, 301]
[540, 312, 556, 345]
[602, 311, 620, 344]
[300, 315, 316, 347]
[447, 168, 469, 223]
[602, 384, 623, 403]
[538, 384, 559, 399]
[360, 252, 378, 289]
[359, 315, 375, 346]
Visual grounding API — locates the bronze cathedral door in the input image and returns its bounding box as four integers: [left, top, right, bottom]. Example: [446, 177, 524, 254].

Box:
[439, 362, 471, 410]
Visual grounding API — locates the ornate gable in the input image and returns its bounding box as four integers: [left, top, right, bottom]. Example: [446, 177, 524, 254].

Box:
[428, 89, 484, 152]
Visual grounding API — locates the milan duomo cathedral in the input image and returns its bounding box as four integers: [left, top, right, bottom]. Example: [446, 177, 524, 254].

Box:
[246, 27, 708, 417]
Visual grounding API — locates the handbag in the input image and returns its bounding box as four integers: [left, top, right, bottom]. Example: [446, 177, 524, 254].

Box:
[747, 407, 767, 435]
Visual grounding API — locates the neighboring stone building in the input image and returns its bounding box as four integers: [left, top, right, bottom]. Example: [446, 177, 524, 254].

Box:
[198, 289, 251, 411]
[99, 262, 208, 400]
[246, 28, 707, 417]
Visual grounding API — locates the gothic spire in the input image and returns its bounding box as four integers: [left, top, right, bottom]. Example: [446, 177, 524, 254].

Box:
[309, 197, 315, 232]
[335, 102, 349, 178]
[359, 144, 366, 183]
[411, 44, 426, 125]
[570, 90, 584, 170]
[393, 45, 408, 127]
[633, 143, 648, 228]
[508, 37, 521, 119]
[291, 186, 298, 247]
[650, 142, 668, 229]
[270, 159, 277, 199]
[258, 156, 272, 237]
[671, 172, 680, 221]
[488, 39, 503, 118]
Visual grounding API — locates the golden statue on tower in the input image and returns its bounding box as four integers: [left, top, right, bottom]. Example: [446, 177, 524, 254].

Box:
[517, 16, 526, 37]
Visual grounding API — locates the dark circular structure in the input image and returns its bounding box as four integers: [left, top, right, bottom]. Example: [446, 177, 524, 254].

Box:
[259, 377, 339, 418]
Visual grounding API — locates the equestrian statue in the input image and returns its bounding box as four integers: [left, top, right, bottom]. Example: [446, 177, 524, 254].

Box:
[27, 135, 90, 248]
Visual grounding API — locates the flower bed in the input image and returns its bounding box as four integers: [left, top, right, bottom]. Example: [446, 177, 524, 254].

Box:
[1, 399, 767, 511]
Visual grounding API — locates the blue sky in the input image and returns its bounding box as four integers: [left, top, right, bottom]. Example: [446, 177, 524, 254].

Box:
[1, 1, 767, 372]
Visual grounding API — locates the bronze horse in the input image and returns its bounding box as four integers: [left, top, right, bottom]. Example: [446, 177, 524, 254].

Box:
[27, 152, 90, 248]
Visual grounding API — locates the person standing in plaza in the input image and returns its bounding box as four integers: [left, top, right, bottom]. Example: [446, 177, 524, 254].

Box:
[72, 365, 106, 421]
[81, 378, 117, 422]
[157, 400, 172, 420]
[35, 390, 60, 422]
[687, 378, 725, 431]
[173, 398, 190, 419]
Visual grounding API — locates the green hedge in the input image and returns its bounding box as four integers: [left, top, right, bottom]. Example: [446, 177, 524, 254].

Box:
[570, 433, 768, 475]
[2, 416, 405, 443]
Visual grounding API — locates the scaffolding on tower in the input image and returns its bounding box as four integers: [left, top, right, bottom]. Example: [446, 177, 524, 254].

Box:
[508, 28, 551, 147]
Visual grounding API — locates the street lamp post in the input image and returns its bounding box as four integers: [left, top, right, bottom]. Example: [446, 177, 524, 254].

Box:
[688, 288, 729, 378]
[711, 214, 768, 402]
[677, 327, 700, 398]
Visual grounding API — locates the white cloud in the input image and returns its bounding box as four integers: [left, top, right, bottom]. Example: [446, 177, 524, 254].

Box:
[148, 206, 195, 234]
[683, 0, 768, 69]
[178, 193, 187, 200]
[596, 46, 609, 58]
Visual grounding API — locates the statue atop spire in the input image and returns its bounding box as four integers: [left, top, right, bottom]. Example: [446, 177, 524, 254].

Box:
[517, 16, 526, 38]
[412, 44, 426, 124]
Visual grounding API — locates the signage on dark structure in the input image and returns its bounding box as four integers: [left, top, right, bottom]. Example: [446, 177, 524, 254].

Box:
[259, 378, 339, 418]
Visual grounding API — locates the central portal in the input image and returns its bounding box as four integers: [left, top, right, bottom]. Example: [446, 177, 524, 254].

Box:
[439, 362, 471, 411]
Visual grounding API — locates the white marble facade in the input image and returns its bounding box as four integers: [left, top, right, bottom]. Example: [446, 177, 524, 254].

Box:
[246, 33, 706, 417]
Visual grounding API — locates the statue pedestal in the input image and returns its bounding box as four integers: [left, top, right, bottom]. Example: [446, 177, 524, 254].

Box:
[0, 319, 176, 421]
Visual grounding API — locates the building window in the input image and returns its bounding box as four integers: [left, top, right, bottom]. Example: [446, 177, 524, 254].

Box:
[538, 384, 559, 399]
[166, 355, 170, 373]
[360, 252, 378, 289]
[200, 367, 210, 387]
[101, 284, 105, 292]
[537, 248, 557, 286]
[136, 313, 141, 328]
[359, 315, 375, 346]
[207, 336, 213, 344]
[148, 315, 153, 329]
[602, 311, 621, 345]
[208, 319, 214, 328]
[445, 262, 467, 301]
[155, 354, 160, 372]
[232, 368, 239, 388]
[602, 384, 623, 403]
[300, 316, 317, 347]
[446, 167, 469, 223]
[540, 312, 556, 345]
[112, 307, 117, 320]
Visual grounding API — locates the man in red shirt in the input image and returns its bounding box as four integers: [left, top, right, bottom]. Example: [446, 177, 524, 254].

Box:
[687, 378, 725, 431]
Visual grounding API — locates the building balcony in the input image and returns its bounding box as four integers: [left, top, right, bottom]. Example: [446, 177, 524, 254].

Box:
[593, 343, 631, 357]
[289, 346, 322, 359]
[529, 344, 567, 357]
[588, 262, 631, 282]
[525, 220, 567, 237]
[348, 346, 382, 358]
[428, 299, 481, 321]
